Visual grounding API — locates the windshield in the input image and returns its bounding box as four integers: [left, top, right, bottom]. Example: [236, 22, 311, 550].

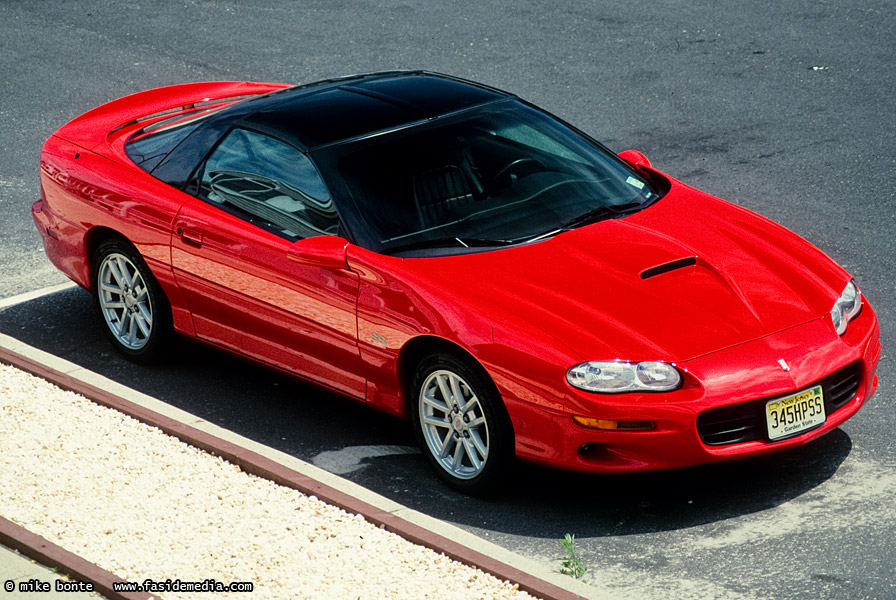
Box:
[320, 100, 660, 254]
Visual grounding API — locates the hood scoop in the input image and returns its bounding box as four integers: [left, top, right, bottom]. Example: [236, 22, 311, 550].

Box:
[640, 257, 698, 280]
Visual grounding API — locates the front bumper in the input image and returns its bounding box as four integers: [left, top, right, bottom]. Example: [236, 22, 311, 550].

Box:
[508, 303, 881, 473]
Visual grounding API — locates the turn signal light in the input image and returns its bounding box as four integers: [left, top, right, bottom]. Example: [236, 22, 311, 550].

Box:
[572, 416, 655, 431]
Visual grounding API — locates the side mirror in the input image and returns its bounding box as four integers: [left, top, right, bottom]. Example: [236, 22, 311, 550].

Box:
[287, 236, 349, 269]
[617, 149, 652, 170]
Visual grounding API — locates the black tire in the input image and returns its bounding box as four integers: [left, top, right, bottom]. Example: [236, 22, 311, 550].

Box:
[411, 352, 514, 495]
[92, 238, 171, 363]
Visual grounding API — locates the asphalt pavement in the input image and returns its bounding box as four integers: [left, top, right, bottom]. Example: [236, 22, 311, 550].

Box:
[1, 2, 894, 599]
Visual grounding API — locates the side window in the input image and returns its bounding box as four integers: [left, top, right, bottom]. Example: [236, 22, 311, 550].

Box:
[199, 128, 338, 239]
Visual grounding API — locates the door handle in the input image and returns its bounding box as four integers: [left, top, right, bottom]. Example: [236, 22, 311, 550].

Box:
[176, 226, 203, 248]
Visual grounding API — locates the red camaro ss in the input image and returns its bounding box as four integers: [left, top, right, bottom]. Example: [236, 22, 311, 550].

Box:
[32, 71, 881, 493]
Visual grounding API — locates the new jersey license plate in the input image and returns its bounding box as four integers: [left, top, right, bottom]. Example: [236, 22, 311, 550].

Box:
[765, 385, 826, 441]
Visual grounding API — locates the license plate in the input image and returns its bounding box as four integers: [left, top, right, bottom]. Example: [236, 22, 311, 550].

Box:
[765, 385, 826, 441]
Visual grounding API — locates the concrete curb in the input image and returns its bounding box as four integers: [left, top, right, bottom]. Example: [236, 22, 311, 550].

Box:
[0, 331, 605, 600]
[0, 517, 160, 600]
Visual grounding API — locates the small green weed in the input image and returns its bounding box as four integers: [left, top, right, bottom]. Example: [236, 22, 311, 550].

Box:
[559, 533, 587, 580]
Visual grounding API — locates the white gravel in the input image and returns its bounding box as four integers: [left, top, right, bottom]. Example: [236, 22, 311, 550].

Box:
[0, 363, 539, 600]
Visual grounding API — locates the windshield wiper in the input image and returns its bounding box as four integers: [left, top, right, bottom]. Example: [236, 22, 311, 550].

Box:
[382, 237, 515, 255]
[561, 201, 645, 230]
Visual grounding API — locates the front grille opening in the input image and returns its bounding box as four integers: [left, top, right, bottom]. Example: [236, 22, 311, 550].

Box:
[696, 405, 764, 446]
[696, 362, 863, 446]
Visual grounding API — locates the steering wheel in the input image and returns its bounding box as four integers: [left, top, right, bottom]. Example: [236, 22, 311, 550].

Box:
[485, 158, 547, 194]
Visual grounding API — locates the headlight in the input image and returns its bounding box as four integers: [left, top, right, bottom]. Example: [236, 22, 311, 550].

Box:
[830, 280, 862, 336]
[566, 360, 681, 393]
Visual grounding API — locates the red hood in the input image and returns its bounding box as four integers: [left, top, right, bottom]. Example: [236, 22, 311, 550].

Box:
[404, 181, 848, 362]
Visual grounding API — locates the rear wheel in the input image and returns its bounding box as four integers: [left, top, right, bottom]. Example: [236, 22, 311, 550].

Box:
[92, 238, 170, 363]
[411, 353, 513, 494]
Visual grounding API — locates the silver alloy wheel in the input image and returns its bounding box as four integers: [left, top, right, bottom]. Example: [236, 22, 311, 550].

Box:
[418, 369, 490, 480]
[97, 252, 153, 350]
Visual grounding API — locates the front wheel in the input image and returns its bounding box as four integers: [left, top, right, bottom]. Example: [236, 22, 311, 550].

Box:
[411, 353, 513, 494]
[92, 238, 170, 363]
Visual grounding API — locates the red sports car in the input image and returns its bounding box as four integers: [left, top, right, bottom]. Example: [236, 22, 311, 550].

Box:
[32, 71, 881, 493]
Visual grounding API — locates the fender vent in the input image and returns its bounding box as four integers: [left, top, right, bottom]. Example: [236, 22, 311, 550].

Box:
[640, 257, 697, 279]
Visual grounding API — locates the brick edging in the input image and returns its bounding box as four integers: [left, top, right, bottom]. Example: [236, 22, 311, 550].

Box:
[0, 516, 160, 600]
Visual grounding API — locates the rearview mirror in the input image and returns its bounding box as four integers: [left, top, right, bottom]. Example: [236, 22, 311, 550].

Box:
[287, 236, 349, 269]
[618, 149, 652, 170]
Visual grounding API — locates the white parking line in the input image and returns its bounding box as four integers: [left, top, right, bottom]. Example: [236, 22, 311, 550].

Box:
[0, 282, 78, 310]
[312, 445, 421, 474]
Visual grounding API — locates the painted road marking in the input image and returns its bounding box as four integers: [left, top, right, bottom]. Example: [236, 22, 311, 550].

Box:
[0, 282, 78, 310]
[312, 445, 421, 474]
